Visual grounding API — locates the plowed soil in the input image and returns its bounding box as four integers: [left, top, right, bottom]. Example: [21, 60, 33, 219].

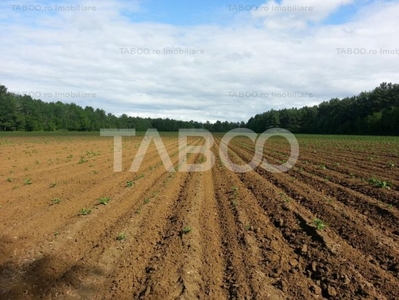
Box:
[0, 133, 398, 299]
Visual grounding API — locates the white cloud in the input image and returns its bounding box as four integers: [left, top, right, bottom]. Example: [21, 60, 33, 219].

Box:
[252, 0, 356, 29]
[1, 0, 399, 122]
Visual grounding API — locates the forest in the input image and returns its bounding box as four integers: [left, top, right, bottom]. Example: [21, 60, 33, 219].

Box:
[1, 82, 398, 135]
[0, 84, 242, 132]
[247, 82, 399, 135]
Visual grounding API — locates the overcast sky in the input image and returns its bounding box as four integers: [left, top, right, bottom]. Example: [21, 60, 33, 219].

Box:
[1, 0, 399, 122]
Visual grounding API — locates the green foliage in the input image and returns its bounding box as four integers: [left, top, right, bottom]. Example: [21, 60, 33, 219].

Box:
[78, 156, 88, 164]
[368, 177, 391, 189]
[98, 196, 111, 205]
[247, 82, 399, 135]
[230, 186, 239, 206]
[125, 180, 134, 187]
[79, 208, 92, 215]
[182, 226, 192, 234]
[314, 218, 326, 230]
[2, 82, 399, 135]
[116, 232, 126, 240]
[51, 198, 61, 204]
[0, 84, 239, 132]
[2, 81, 399, 135]
[279, 192, 291, 203]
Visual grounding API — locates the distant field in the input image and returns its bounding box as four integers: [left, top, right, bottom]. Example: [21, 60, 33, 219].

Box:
[1, 133, 398, 299]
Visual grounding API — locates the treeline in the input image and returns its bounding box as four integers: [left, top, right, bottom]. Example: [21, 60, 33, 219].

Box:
[0, 84, 242, 132]
[247, 82, 399, 135]
[2, 83, 398, 135]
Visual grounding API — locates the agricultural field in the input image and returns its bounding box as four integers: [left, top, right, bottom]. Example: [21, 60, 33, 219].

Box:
[0, 133, 398, 299]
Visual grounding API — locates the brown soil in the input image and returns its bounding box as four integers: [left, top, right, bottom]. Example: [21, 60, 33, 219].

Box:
[0, 134, 398, 299]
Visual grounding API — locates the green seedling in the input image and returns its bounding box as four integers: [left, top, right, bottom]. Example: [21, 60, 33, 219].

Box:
[24, 178, 32, 185]
[98, 197, 111, 205]
[314, 218, 326, 230]
[368, 177, 391, 189]
[49, 182, 57, 188]
[182, 226, 192, 234]
[51, 198, 61, 204]
[125, 181, 134, 187]
[78, 156, 88, 164]
[323, 197, 333, 203]
[116, 232, 126, 240]
[79, 208, 92, 215]
[279, 192, 290, 203]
